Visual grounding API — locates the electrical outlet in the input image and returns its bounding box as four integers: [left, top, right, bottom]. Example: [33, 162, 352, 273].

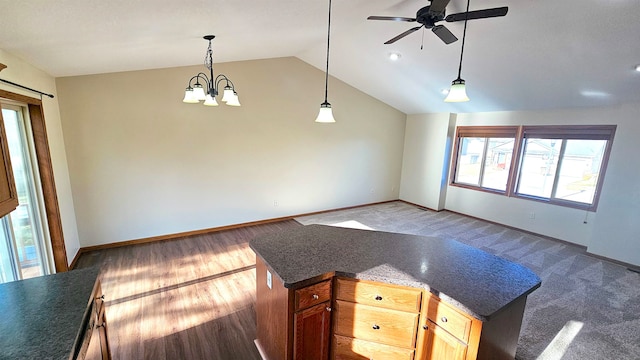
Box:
[266, 270, 272, 289]
[529, 212, 536, 219]
[273, 200, 279, 207]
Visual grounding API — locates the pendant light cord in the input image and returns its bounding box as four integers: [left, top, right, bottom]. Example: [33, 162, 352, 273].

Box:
[456, 0, 471, 79]
[323, 0, 332, 103]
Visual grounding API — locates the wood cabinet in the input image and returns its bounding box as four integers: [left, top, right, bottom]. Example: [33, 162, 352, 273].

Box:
[255, 257, 332, 360]
[78, 280, 112, 360]
[0, 108, 18, 218]
[255, 260, 528, 360]
[333, 278, 421, 360]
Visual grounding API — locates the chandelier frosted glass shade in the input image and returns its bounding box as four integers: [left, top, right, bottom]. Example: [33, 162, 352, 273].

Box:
[315, 102, 336, 123]
[203, 94, 219, 106]
[444, 78, 470, 102]
[182, 87, 199, 103]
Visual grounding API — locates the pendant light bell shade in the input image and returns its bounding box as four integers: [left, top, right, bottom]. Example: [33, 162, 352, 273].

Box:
[221, 86, 234, 103]
[203, 94, 219, 106]
[226, 91, 241, 106]
[315, 102, 336, 123]
[444, 78, 470, 102]
[183, 87, 199, 103]
[192, 84, 207, 101]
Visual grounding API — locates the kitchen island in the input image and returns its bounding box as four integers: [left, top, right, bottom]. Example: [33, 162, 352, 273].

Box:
[250, 224, 541, 360]
[0, 267, 110, 360]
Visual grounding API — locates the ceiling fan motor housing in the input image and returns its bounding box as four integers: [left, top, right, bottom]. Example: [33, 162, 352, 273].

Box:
[416, 6, 445, 28]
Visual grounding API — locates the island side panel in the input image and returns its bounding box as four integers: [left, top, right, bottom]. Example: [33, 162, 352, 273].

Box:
[476, 295, 528, 360]
[256, 257, 293, 360]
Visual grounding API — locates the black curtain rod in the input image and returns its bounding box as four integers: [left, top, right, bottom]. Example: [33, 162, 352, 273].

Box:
[0, 78, 55, 98]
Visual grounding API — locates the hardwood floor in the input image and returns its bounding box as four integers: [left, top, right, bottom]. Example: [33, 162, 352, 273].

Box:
[75, 220, 301, 360]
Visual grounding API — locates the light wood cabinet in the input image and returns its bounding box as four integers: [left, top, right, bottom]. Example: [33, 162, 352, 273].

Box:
[333, 278, 421, 360]
[78, 280, 112, 360]
[423, 321, 468, 360]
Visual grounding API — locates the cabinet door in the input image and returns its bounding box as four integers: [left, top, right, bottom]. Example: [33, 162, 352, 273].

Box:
[294, 301, 331, 360]
[424, 321, 467, 360]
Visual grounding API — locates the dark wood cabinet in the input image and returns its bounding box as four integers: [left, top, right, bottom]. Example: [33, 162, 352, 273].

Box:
[255, 257, 332, 360]
[79, 280, 112, 360]
[294, 301, 331, 360]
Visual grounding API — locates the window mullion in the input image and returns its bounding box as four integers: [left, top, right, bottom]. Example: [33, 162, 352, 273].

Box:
[478, 138, 489, 187]
[550, 140, 566, 200]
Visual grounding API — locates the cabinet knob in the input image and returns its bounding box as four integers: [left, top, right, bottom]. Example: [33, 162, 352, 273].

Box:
[372, 324, 380, 330]
[312, 294, 319, 300]
[326, 307, 332, 312]
[96, 295, 105, 301]
[422, 324, 428, 330]
[441, 316, 448, 323]
[95, 322, 106, 329]
[375, 295, 383, 301]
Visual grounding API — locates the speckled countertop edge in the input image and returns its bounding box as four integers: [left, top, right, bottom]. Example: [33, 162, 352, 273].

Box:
[251, 225, 541, 321]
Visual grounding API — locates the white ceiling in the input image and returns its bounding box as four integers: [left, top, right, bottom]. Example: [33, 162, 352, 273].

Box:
[1, 0, 639, 114]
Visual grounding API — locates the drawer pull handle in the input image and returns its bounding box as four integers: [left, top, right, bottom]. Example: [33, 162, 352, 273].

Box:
[326, 307, 332, 312]
[312, 294, 319, 300]
[375, 295, 383, 301]
[372, 324, 380, 330]
[441, 316, 448, 323]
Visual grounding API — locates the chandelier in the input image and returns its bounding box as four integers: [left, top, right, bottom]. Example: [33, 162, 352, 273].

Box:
[182, 35, 241, 107]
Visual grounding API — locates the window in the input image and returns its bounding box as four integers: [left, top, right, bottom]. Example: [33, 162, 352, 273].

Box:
[450, 125, 616, 211]
[451, 126, 518, 193]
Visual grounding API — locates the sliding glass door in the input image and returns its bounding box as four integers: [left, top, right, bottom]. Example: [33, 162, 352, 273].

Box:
[0, 104, 51, 283]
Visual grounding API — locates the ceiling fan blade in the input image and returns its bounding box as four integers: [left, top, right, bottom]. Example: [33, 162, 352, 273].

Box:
[445, 7, 508, 22]
[367, 16, 416, 22]
[384, 26, 423, 44]
[432, 25, 458, 44]
[428, 0, 452, 16]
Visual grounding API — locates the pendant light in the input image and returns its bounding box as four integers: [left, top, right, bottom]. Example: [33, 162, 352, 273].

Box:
[444, 0, 471, 102]
[315, 0, 336, 123]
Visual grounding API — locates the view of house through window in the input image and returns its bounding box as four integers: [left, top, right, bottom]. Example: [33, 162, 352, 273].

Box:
[456, 137, 514, 191]
[0, 104, 51, 284]
[517, 138, 607, 205]
[450, 125, 616, 211]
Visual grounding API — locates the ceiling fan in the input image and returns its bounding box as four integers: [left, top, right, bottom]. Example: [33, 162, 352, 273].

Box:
[367, 0, 508, 45]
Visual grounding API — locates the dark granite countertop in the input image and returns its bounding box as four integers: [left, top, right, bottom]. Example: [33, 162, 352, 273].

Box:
[0, 267, 100, 360]
[250, 224, 541, 321]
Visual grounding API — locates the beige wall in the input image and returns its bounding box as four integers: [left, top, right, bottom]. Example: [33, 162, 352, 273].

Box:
[400, 104, 640, 266]
[56, 57, 406, 247]
[0, 49, 80, 267]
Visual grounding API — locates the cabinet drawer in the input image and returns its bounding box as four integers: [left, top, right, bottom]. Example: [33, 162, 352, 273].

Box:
[295, 280, 332, 311]
[333, 335, 415, 360]
[335, 278, 422, 313]
[426, 297, 472, 343]
[334, 300, 419, 349]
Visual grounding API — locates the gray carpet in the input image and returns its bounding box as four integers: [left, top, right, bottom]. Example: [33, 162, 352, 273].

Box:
[295, 201, 640, 360]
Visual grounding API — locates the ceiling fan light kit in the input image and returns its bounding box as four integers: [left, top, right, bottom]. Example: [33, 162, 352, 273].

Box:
[315, 0, 336, 123]
[182, 35, 240, 107]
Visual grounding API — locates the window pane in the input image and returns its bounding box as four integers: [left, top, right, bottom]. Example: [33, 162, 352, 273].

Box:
[554, 140, 606, 204]
[481, 138, 514, 191]
[456, 137, 485, 186]
[517, 138, 561, 198]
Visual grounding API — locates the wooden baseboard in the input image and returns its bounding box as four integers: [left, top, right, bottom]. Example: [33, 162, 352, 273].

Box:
[68, 249, 84, 270]
[74, 200, 398, 259]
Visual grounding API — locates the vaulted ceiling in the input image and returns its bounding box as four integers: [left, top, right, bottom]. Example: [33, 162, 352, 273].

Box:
[1, 0, 639, 114]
